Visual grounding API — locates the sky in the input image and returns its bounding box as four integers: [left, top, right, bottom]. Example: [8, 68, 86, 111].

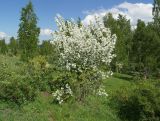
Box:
[0, 0, 153, 42]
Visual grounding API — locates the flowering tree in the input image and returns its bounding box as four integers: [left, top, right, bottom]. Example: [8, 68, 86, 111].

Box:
[51, 15, 116, 101]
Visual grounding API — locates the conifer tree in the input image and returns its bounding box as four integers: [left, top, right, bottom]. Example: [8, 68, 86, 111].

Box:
[18, 1, 40, 61]
[9, 37, 18, 55]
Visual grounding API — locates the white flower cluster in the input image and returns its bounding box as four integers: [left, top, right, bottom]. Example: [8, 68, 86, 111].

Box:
[98, 70, 113, 79]
[51, 15, 117, 75]
[52, 83, 73, 104]
[97, 86, 108, 97]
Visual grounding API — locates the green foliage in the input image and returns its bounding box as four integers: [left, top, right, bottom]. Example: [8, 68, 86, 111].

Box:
[49, 69, 103, 102]
[111, 81, 160, 121]
[18, 1, 40, 61]
[0, 92, 120, 121]
[0, 62, 37, 105]
[27, 56, 53, 91]
[49, 71, 72, 91]
[77, 17, 83, 28]
[103, 13, 132, 73]
[130, 20, 160, 78]
[73, 70, 103, 101]
[8, 37, 19, 55]
[0, 39, 8, 54]
[39, 40, 53, 56]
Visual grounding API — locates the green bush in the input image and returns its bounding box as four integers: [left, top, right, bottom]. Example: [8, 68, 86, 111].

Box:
[111, 81, 160, 121]
[27, 56, 54, 91]
[49, 70, 103, 103]
[0, 62, 37, 105]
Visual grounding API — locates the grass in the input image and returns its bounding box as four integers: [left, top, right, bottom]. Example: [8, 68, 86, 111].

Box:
[0, 74, 133, 121]
[0, 55, 134, 121]
[104, 73, 134, 93]
[0, 94, 120, 121]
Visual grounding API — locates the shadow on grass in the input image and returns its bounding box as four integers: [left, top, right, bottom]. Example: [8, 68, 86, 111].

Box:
[113, 73, 133, 82]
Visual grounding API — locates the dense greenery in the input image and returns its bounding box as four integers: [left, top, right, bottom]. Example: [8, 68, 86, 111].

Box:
[0, 0, 160, 120]
[111, 80, 160, 121]
[103, 13, 132, 73]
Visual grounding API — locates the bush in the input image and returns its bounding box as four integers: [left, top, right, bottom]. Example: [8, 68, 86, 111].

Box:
[27, 56, 54, 91]
[0, 63, 37, 105]
[49, 71, 74, 104]
[49, 70, 104, 103]
[111, 81, 160, 121]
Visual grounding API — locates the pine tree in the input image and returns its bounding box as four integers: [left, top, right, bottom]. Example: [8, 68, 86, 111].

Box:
[18, 1, 40, 61]
[9, 37, 18, 55]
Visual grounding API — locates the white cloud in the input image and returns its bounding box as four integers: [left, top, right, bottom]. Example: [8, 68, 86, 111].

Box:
[40, 28, 53, 36]
[0, 32, 11, 43]
[82, 2, 153, 27]
[0, 32, 8, 39]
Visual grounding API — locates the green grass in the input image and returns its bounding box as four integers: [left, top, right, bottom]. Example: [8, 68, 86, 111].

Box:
[0, 73, 133, 121]
[0, 93, 120, 121]
[0, 55, 22, 73]
[104, 73, 134, 93]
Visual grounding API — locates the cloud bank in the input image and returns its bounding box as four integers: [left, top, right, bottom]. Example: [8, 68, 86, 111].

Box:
[82, 2, 153, 27]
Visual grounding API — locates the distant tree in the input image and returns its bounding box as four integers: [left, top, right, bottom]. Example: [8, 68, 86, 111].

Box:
[103, 13, 132, 73]
[40, 40, 53, 56]
[77, 17, 83, 28]
[0, 39, 8, 54]
[130, 20, 160, 79]
[153, 0, 160, 32]
[116, 14, 132, 71]
[9, 37, 18, 55]
[103, 13, 118, 34]
[18, 1, 40, 61]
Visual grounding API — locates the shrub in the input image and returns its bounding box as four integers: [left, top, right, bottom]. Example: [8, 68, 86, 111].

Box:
[27, 56, 54, 91]
[111, 81, 160, 121]
[49, 69, 107, 102]
[50, 15, 116, 101]
[0, 63, 37, 105]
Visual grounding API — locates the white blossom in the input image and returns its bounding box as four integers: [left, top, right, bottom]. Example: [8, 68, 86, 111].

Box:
[52, 83, 73, 104]
[97, 86, 108, 97]
[51, 15, 117, 77]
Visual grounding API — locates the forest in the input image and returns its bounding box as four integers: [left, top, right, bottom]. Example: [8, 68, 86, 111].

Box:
[0, 0, 160, 121]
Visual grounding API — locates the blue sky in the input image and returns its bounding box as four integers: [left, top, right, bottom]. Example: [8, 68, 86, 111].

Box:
[0, 0, 153, 41]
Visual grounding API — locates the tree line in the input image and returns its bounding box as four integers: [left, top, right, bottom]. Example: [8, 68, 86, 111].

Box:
[104, 0, 160, 78]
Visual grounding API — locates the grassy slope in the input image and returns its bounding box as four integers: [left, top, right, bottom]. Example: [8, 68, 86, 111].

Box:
[0, 55, 133, 121]
[0, 76, 132, 121]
